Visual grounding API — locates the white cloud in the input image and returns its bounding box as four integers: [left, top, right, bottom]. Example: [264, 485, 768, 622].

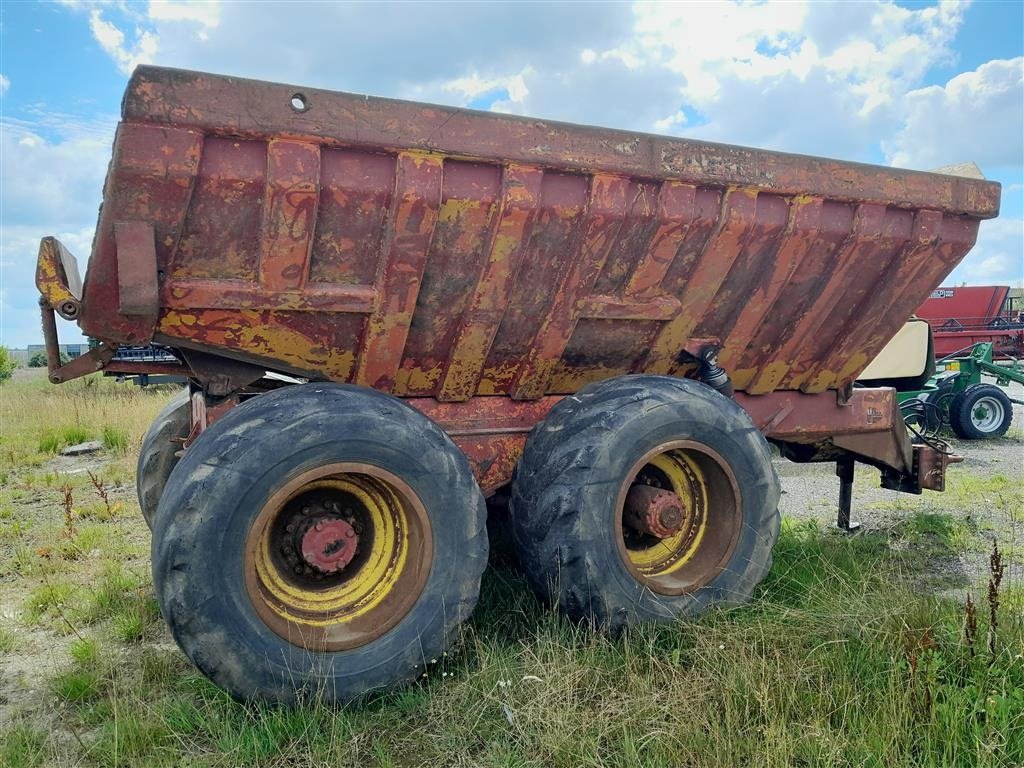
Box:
[147, 1, 220, 30]
[0, 74, 9, 95]
[89, 9, 159, 75]
[1, 115, 115, 226]
[884, 57, 1024, 169]
[948, 217, 1024, 286]
[0, 114, 114, 346]
[3, 0, 1020, 347]
[443, 69, 532, 104]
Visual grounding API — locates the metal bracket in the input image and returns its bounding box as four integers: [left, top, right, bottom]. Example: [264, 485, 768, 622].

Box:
[114, 221, 159, 319]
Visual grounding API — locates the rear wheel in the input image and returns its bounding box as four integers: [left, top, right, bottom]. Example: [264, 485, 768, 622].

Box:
[151, 383, 488, 703]
[136, 388, 190, 529]
[949, 383, 1013, 439]
[509, 375, 780, 632]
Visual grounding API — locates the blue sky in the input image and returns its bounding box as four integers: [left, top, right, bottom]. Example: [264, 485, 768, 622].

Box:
[1, 0, 1022, 348]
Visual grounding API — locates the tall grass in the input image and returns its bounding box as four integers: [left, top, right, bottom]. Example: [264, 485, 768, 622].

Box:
[0, 370, 1019, 767]
[4, 522, 1020, 768]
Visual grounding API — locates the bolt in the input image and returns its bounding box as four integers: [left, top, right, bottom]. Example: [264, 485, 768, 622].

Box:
[346, 529, 355, 538]
[302, 506, 311, 515]
[294, 565, 303, 574]
[315, 521, 323, 532]
[286, 522, 296, 533]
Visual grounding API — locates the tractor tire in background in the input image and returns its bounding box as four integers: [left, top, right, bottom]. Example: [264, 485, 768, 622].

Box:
[949, 383, 1013, 439]
[509, 375, 780, 634]
[151, 383, 488, 704]
[136, 387, 190, 529]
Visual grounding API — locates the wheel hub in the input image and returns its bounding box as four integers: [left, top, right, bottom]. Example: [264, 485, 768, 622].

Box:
[624, 485, 686, 538]
[301, 517, 358, 573]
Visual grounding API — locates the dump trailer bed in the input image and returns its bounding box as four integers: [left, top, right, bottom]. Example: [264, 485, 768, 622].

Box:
[36, 66, 1001, 704]
[38, 67, 999, 495]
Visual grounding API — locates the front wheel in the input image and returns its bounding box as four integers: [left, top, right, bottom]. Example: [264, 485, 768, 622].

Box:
[151, 383, 488, 704]
[509, 375, 780, 633]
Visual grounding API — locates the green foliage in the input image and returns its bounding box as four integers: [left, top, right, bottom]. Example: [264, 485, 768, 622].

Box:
[101, 425, 129, 453]
[51, 667, 103, 703]
[0, 346, 15, 382]
[0, 723, 47, 768]
[27, 350, 70, 367]
[37, 424, 91, 454]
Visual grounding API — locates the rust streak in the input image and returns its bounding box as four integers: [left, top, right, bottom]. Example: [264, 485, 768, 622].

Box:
[509, 173, 632, 400]
[644, 188, 759, 375]
[258, 140, 321, 292]
[804, 209, 944, 390]
[437, 165, 543, 402]
[355, 152, 442, 390]
[623, 181, 697, 298]
[745, 202, 887, 394]
[719, 195, 823, 385]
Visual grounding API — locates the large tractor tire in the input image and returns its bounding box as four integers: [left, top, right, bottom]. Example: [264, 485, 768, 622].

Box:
[151, 383, 488, 704]
[949, 383, 1013, 439]
[136, 388, 190, 529]
[510, 375, 780, 633]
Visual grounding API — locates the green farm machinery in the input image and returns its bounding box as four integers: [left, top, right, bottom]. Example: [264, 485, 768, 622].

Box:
[898, 342, 1021, 440]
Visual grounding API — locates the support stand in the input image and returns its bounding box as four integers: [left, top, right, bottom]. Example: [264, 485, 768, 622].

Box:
[836, 455, 860, 532]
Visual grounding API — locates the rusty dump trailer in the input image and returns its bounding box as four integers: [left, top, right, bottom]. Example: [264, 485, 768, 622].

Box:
[36, 67, 1000, 703]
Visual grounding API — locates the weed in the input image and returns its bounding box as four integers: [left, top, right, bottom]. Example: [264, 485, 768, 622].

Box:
[112, 598, 160, 643]
[0, 723, 47, 768]
[23, 581, 75, 623]
[51, 667, 103, 703]
[37, 430, 61, 454]
[0, 624, 16, 652]
[87, 470, 119, 517]
[987, 540, 1004, 661]
[63, 424, 89, 445]
[60, 485, 76, 542]
[102, 425, 129, 454]
[70, 636, 100, 665]
[965, 593, 977, 657]
[72, 562, 145, 625]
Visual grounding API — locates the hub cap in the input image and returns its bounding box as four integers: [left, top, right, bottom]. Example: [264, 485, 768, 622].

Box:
[970, 396, 1005, 433]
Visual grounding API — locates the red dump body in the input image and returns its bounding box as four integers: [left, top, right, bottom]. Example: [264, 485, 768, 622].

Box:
[916, 286, 1023, 358]
[37, 66, 1001, 493]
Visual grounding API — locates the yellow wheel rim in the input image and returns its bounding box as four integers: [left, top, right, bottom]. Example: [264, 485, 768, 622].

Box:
[624, 451, 708, 575]
[616, 441, 742, 596]
[244, 463, 432, 651]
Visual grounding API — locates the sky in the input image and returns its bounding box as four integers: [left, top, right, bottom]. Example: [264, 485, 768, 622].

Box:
[0, 0, 1022, 348]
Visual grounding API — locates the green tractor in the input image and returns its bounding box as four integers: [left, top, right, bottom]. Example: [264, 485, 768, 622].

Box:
[860, 319, 1021, 440]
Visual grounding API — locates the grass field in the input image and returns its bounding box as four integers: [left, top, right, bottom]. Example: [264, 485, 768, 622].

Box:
[1, 369, 1021, 767]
